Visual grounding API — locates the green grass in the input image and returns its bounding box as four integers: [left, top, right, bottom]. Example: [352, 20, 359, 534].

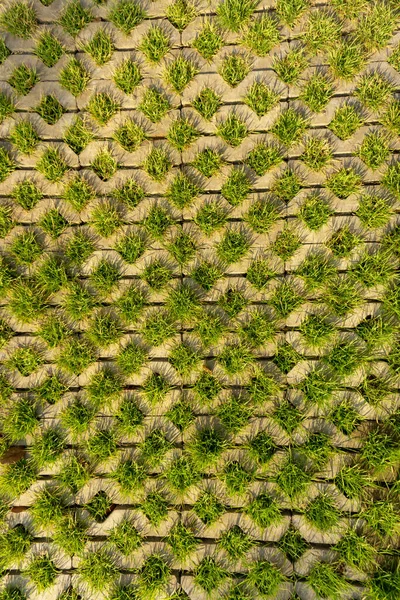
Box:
[356, 72, 393, 111]
[25, 554, 58, 591]
[273, 342, 302, 374]
[87, 92, 119, 125]
[335, 464, 368, 499]
[78, 549, 118, 591]
[357, 130, 390, 170]
[61, 397, 94, 437]
[190, 261, 222, 292]
[140, 428, 173, 464]
[36, 147, 68, 181]
[140, 491, 169, 525]
[59, 1, 92, 36]
[382, 99, 400, 135]
[84, 28, 114, 65]
[8, 64, 38, 96]
[247, 144, 282, 177]
[53, 513, 88, 556]
[8, 279, 46, 323]
[219, 53, 250, 87]
[299, 194, 332, 230]
[56, 455, 91, 494]
[109, 520, 142, 557]
[113, 59, 141, 94]
[1, 3, 400, 594]
[91, 148, 118, 180]
[221, 168, 250, 206]
[138, 554, 171, 595]
[328, 38, 365, 80]
[217, 0, 256, 32]
[0, 317, 13, 348]
[278, 528, 308, 563]
[0, 524, 33, 569]
[0, 93, 14, 125]
[193, 22, 223, 61]
[111, 459, 146, 495]
[0, 39, 11, 64]
[58, 337, 96, 375]
[30, 427, 65, 467]
[35, 32, 63, 67]
[140, 25, 170, 63]
[189, 426, 227, 467]
[329, 103, 363, 140]
[274, 48, 308, 84]
[304, 10, 341, 55]
[245, 492, 281, 528]
[91, 201, 122, 237]
[139, 87, 170, 122]
[301, 137, 332, 171]
[12, 180, 42, 210]
[11, 230, 43, 265]
[114, 119, 146, 152]
[307, 562, 348, 600]
[168, 118, 199, 150]
[39, 207, 68, 241]
[166, 522, 198, 560]
[217, 114, 248, 147]
[222, 460, 254, 495]
[85, 491, 113, 522]
[166, 0, 196, 31]
[63, 175, 95, 211]
[247, 561, 284, 597]
[358, 1, 397, 54]
[305, 493, 340, 530]
[276, 0, 309, 26]
[115, 231, 146, 264]
[109, 0, 145, 34]
[64, 117, 93, 154]
[169, 341, 200, 376]
[299, 313, 335, 348]
[59, 58, 90, 96]
[87, 310, 122, 347]
[301, 73, 334, 112]
[0, 147, 15, 182]
[276, 455, 310, 499]
[245, 82, 278, 117]
[192, 88, 221, 119]
[0, 205, 14, 237]
[194, 556, 227, 593]
[272, 108, 308, 146]
[331, 0, 367, 19]
[143, 147, 171, 180]
[245, 198, 279, 233]
[3, 396, 39, 441]
[164, 56, 197, 93]
[242, 13, 280, 56]
[272, 228, 301, 260]
[0, 1, 37, 38]
[0, 458, 37, 498]
[297, 251, 336, 290]
[219, 525, 254, 559]
[273, 168, 302, 203]
[329, 401, 362, 435]
[193, 148, 222, 178]
[113, 177, 144, 207]
[326, 167, 361, 198]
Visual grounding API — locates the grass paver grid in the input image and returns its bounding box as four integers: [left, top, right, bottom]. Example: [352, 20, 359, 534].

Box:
[0, 0, 400, 599]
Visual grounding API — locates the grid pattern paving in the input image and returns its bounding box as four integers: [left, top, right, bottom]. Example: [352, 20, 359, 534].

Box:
[0, 1, 400, 599]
